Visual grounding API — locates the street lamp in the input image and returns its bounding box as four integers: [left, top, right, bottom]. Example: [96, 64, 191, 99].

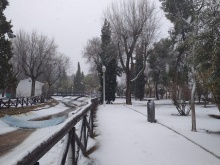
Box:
[102, 65, 106, 106]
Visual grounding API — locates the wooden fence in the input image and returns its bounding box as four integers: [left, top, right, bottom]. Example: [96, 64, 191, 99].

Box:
[0, 96, 45, 109]
[17, 98, 98, 165]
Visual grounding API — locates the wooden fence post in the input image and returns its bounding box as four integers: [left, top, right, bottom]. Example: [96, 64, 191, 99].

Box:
[83, 116, 88, 150]
[71, 127, 76, 165]
[8, 99, 10, 108]
[21, 97, 24, 107]
[16, 98, 19, 107]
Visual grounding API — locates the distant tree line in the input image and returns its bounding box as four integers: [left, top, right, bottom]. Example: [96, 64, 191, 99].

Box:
[2, 0, 220, 131]
[82, 0, 220, 132]
[11, 30, 70, 97]
[83, 0, 157, 104]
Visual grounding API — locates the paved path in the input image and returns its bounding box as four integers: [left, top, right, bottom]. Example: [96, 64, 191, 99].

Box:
[89, 104, 220, 165]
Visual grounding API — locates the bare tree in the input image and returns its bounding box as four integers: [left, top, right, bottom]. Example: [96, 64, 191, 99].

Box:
[13, 30, 57, 96]
[10, 45, 28, 81]
[8, 53, 24, 98]
[105, 0, 158, 104]
[43, 53, 70, 96]
[82, 37, 101, 73]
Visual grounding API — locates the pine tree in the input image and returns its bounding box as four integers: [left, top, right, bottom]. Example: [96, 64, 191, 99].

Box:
[100, 19, 118, 104]
[0, 0, 16, 95]
[148, 38, 172, 101]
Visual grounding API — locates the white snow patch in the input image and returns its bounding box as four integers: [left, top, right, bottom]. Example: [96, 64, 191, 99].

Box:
[1, 98, 220, 165]
[88, 99, 220, 165]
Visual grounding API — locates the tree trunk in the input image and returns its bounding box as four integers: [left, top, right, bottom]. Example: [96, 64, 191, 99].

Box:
[204, 94, 207, 108]
[191, 69, 197, 132]
[191, 14, 198, 132]
[166, 88, 168, 99]
[47, 85, 52, 99]
[191, 63, 196, 132]
[126, 71, 132, 105]
[2, 90, 5, 97]
[198, 96, 201, 103]
[31, 78, 36, 97]
[155, 81, 159, 100]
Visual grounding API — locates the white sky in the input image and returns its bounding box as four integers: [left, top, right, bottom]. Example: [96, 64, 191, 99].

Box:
[5, 0, 172, 75]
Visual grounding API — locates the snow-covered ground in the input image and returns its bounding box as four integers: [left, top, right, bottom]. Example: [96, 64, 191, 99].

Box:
[84, 99, 220, 165]
[0, 96, 90, 164]
[0, 97, 76, 134]
[0, 98, 220, 165]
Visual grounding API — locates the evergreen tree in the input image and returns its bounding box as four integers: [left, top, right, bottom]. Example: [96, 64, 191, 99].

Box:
[83, 73, 99, 92]
[105, 58, 117, 103]
[134, 44, 145, 101]
[160, 0, 194, 41]
[81, 71, 85, 91]
[74, 62, 85, 92]
[0, 0, 16, 93]
[100, 19, 118, 104]
[196, 1, 220, 110]
[148, 38, 173, 100]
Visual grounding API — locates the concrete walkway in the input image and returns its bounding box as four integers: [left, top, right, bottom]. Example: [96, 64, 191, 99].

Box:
[89, 103, 220, 165]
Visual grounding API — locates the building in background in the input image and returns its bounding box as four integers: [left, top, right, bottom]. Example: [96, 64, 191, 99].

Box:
[16, 78, 44, 97]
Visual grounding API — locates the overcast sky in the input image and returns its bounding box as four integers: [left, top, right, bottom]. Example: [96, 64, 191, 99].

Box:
[5, 0, 172, 75]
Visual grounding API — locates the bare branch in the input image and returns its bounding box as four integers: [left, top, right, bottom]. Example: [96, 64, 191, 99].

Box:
[12, 29, 58, 96]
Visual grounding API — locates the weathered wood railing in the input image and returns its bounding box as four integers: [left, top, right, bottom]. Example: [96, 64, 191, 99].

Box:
[0, 96, 45, 109]
[17, 98, 98, 165]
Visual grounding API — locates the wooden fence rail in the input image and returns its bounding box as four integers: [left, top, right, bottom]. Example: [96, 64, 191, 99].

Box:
[0, 96, 45, 109]
[17, 98, 98, 165]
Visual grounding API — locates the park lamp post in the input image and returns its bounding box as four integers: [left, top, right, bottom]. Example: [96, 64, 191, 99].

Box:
[102, 65, 106, 106]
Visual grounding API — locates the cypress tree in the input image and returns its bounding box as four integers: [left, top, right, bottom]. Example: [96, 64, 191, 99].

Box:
[0, 0, 16, 94]
[97, 63, 103, 103]
[74, 62, 85, 92]
[100, 19, 118, 104]
[134, 44, 145, 101]
[81, 71, 85, 91]
[105, 57, 117, 103]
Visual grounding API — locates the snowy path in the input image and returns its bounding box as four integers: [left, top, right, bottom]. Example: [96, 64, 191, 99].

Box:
[89, 102, 220, 165]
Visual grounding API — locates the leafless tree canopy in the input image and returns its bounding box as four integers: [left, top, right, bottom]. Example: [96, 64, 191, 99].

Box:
[13, 30, 57, 78]
[82, 37, 101, 73]
[106, 0, 157, 50]
[42, 53, 70, 96]
[104, 0, 158, 104]
[43, 53, 70, 86]
[13, 30, 57, 96]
